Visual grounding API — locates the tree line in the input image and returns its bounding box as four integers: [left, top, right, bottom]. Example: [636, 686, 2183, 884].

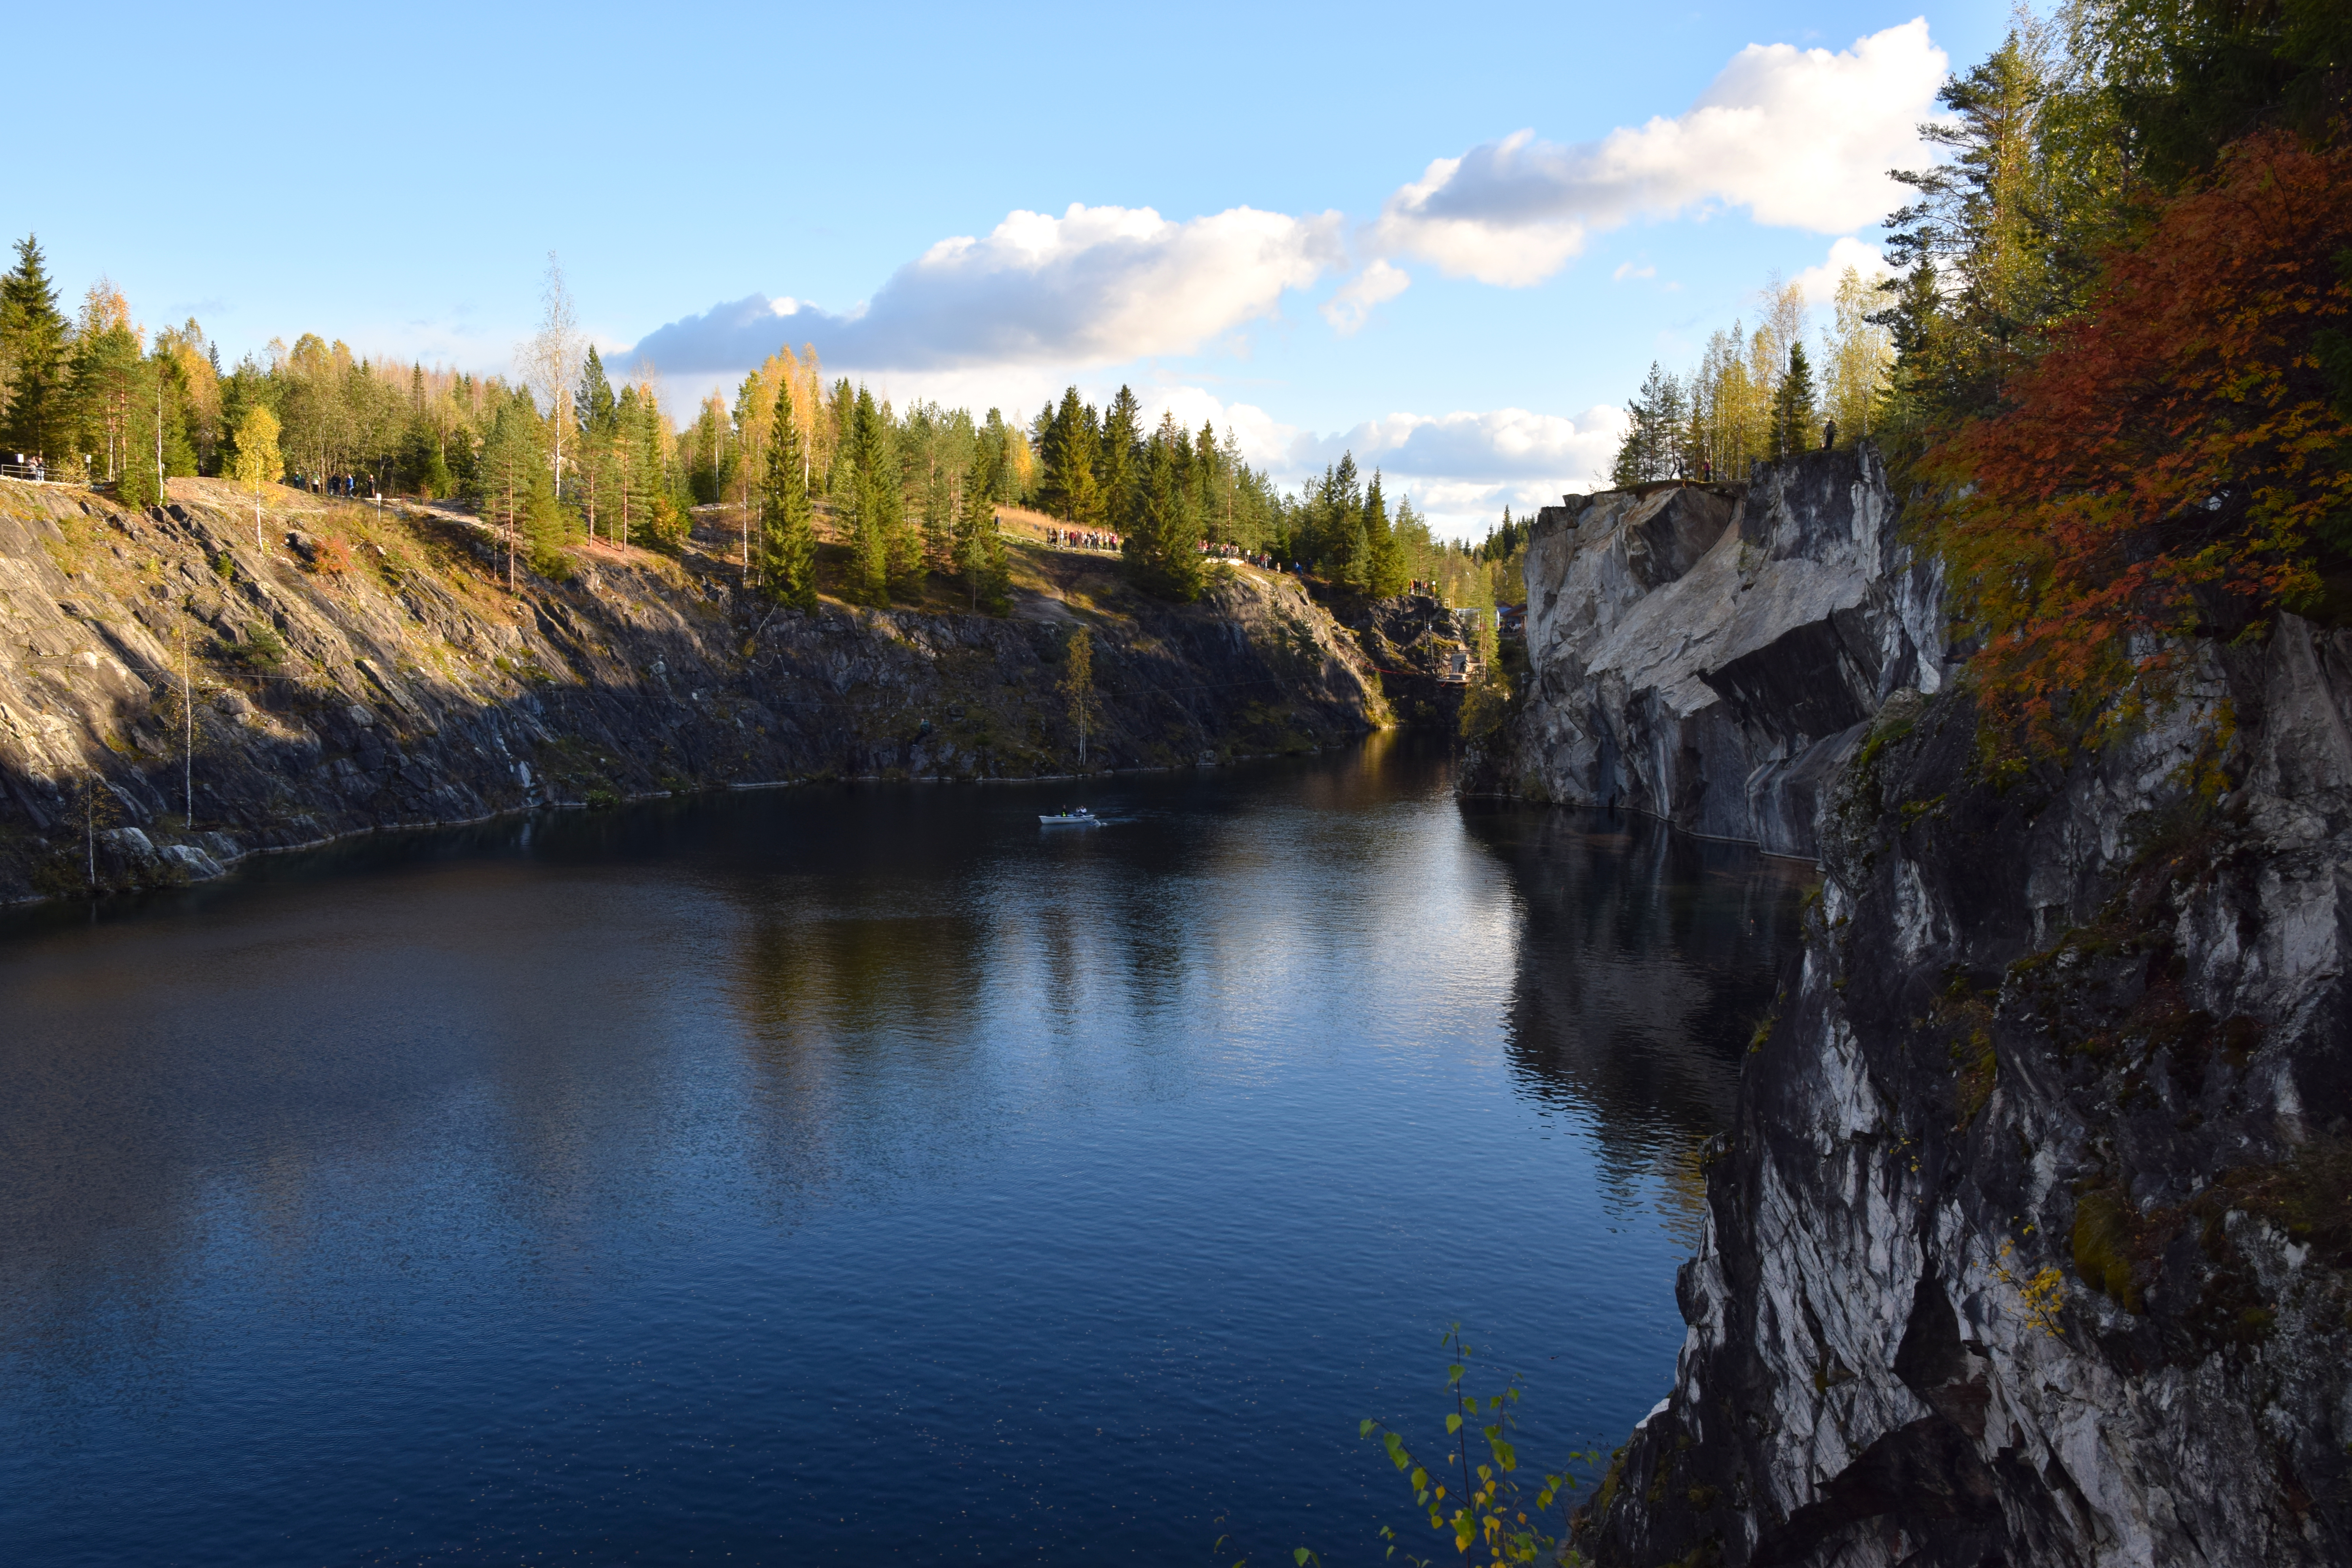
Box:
[1605, 0, 2351, 758]
[1880, 0, 2350, 755]
[1610, 264, 1895, 487]
[0, 238, 1560, 616]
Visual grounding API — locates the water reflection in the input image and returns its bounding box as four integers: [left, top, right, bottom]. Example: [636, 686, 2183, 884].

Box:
[1461, 801, 1809, 1231]
[0, 741, 1804, 1568]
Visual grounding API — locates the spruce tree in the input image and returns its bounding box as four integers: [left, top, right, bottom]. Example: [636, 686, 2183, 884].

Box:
[847, 387, 890, 605]
[1040, 386, 1099, 525]
[1124, 434, 1203, 602]
[956, 450, 1010, 615]
[1097, 386, 1142, 525]
[577, 347, 617, 433]
[1771, 343, 1820, 459]
[759, 378, 818, 610]
[1364, 470, 1407, 597]
[0, 235, 69, 461]
[1323, 452, 1366, 588]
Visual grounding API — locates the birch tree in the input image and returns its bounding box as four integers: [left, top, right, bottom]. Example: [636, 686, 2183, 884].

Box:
[231, 404, 281, 549]
[523, 253, 583, 502]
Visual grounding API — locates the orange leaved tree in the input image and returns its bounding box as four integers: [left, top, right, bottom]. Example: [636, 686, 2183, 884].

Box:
[1929, 131, 2352, 755]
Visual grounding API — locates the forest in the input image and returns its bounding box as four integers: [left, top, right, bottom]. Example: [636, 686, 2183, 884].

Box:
[1607, 0, 2348, 758]
[0, 248, 1518, 617]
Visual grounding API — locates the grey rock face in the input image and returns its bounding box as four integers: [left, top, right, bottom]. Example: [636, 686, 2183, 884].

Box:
[1479, 446, 1946, 857]
[1573, 616, 2352, 1567]
[0, 484, 1385, 901]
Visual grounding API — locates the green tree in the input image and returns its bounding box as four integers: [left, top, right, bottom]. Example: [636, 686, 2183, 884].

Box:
[758, 377, 819, 611]
[1, 235, 71, 464]
[1039, 386, 1101, 525]
[1097, 385, 1143, 525]
[956, 449, 1010, 615]
[1319, 452, 1367, 588]
[476, 391, 545, 588]
[1363, 469, 1408, 597]
[1122, 421, 1204, 602]
[574, 347, 620, 542]
[615, 385, 665, 548]
[1882, 17, 2063, 423]
[1821, 266, 1895, 446]
[1771, 343, 1820, 457]
[846, 386, 891, 605]
[230, 404, 282, 550]
[1354, 1328, 1596, 1568]
[1612, 361, 1691, 484]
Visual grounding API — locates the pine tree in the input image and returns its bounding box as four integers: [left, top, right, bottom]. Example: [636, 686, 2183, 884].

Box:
[1612, 362, 1690, 485]
[0, 235, 70, 463]
[1771, 343, 1820, 458]
[476, 391, 545, 588]
[757, 377, 818, 610]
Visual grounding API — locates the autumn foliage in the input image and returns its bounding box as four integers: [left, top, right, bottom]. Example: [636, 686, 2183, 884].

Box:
[1930, 132, 2352, 752]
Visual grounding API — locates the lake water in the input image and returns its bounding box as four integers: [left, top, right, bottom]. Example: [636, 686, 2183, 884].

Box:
[0, 737, 1805, 1566]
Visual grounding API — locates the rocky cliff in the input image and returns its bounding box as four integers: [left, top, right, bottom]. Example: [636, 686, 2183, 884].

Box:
[0, 478, 1386, 902]
[1469, 446, 1945, 857]
[1520, 456, 2352, 1565]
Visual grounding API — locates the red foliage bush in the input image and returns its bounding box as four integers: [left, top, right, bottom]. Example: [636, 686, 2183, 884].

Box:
[1931, 132, 2352, 753]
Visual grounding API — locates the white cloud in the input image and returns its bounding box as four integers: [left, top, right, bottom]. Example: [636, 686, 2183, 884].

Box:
[1612, 260, 1657, 281]
[1326, 407, 1628, 535]
[1073, 386, 1625, 537]
[1302, 406, 1625, 490]
[1320, 259, 1411, 334]
[1370, 19, 1946, 286]
[625, 202, 1345, 375]
[1261, 402, 1628, 536]
[1792, 235, 1894, 305]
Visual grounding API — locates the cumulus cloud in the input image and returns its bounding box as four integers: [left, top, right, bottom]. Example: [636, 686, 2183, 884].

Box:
[1320, 259, 1411, 334]
[1300, 406, 1626, 491]
[625, 202, 1345, 375]
[1370, 19, 1945, 286]
[1612, 260, 1657, 281]
[1792, 235, 1895, 304]
[1182, 397, 1623, 534]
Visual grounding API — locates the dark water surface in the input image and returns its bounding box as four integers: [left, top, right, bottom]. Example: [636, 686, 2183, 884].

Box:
[0, 738, 1805, 1565]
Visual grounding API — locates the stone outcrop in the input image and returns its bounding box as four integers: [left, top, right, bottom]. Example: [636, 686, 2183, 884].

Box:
[1510, 450, 2352, 1565]
[1575, 614, 2352, 1568]
[1469, 445, 1946, 857]
[1346, 591, 1475, 727]
[0, 479, 1386, 901]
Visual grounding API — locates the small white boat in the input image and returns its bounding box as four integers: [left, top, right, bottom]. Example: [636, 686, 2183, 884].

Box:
[1038, 807, 1102, 825]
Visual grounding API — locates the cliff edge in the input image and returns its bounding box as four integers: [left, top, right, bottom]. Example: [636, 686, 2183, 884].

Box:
[1537, 458, 2352, 1564]
[1467, 446, 1945, 858]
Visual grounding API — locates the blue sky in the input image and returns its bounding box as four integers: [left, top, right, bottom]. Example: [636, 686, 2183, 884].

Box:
[13, 2, 2013, 533]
